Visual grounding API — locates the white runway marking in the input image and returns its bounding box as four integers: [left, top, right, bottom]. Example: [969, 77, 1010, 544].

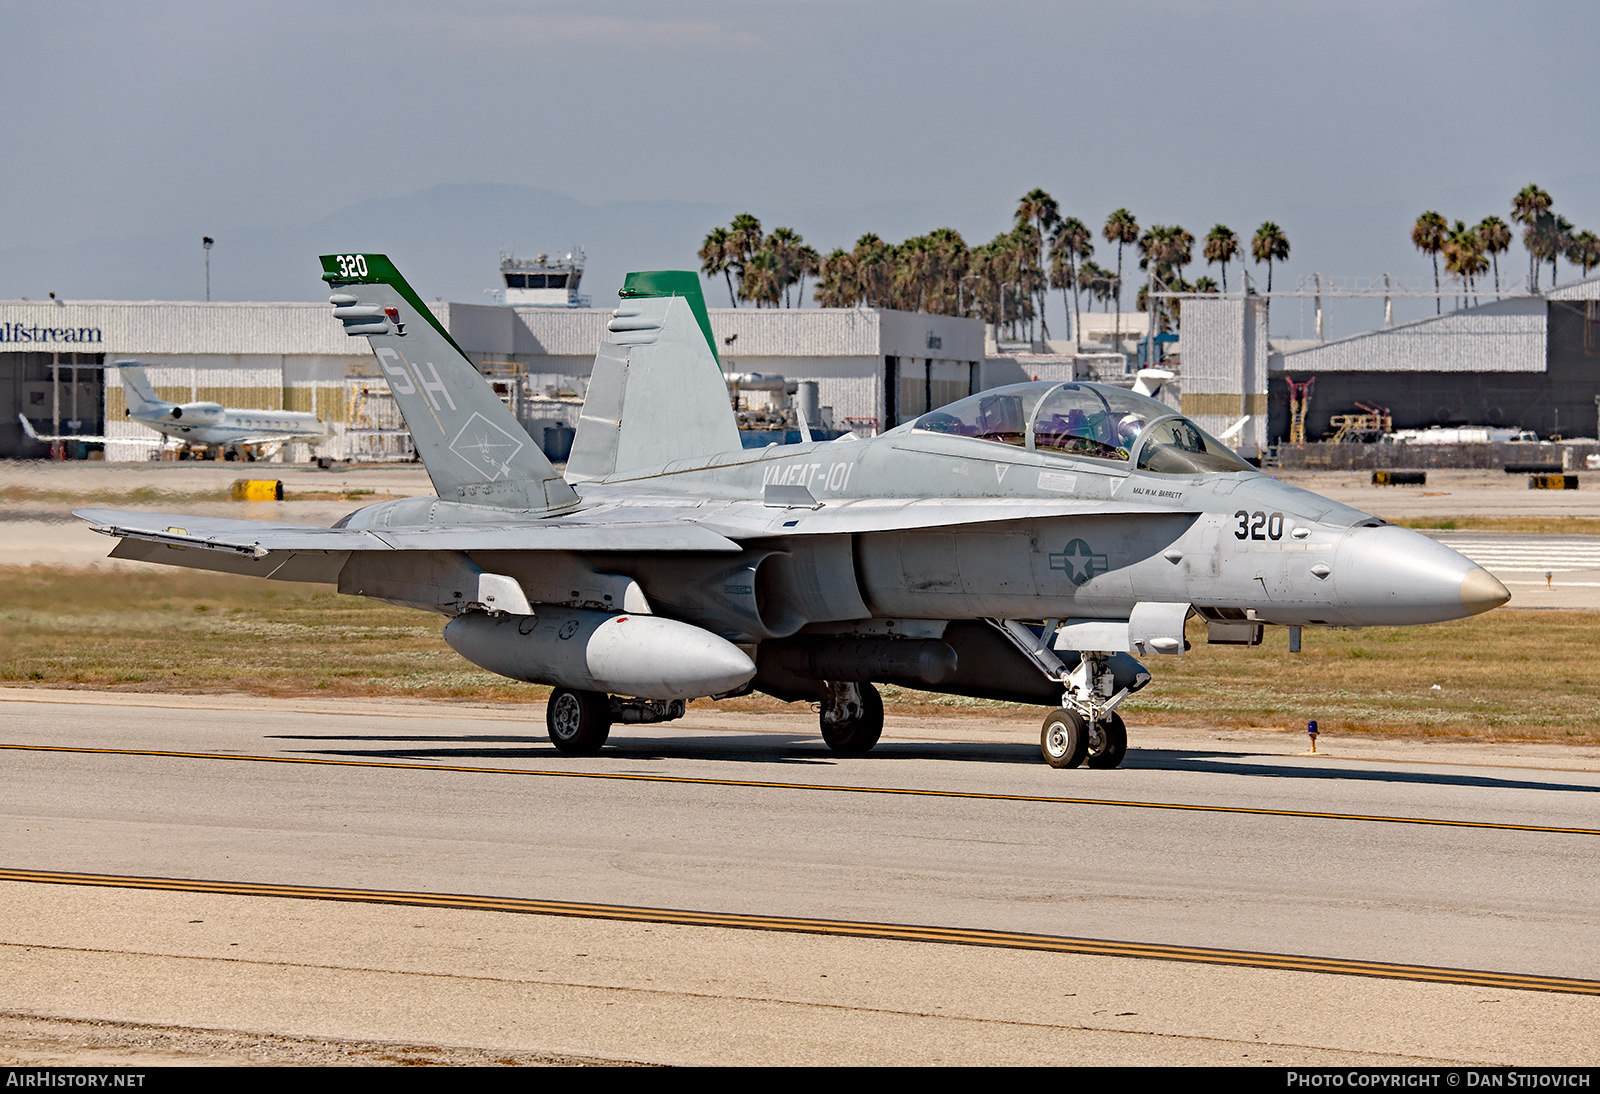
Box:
[1429, 535, 1600, 572]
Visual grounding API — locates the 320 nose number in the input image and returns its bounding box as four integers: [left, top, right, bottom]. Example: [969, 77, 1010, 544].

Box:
[1235, 510, 1284, 541]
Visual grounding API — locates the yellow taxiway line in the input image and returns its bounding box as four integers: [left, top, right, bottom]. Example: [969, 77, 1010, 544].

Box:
[5, 742, 1598, 837]
[3, 866, 1596, 997]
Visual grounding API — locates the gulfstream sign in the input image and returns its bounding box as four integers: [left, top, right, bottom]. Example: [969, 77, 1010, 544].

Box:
[0, 322, 103, 343]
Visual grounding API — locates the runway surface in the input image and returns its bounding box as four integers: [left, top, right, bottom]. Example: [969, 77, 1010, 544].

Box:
[2, 690, 1597, 1064]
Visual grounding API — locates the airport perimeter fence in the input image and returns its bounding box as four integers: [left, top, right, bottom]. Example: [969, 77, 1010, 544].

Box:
[1272, 440, 1599, 471]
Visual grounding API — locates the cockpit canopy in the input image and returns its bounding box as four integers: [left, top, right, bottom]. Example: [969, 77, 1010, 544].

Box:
[910, 381, 1252, 474]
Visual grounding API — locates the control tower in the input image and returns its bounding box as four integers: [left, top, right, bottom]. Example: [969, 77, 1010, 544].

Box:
[491, 249, 590, 307]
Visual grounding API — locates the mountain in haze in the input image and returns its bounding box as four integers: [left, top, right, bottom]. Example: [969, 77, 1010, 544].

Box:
[0, 183, 942, 306]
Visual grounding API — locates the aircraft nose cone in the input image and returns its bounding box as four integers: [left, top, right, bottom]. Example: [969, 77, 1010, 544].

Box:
[1333, 524, 1506, 625]
[1460, 566, 1511, 615]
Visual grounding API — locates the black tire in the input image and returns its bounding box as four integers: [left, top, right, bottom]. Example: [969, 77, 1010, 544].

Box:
[820, 682, 884, 753]
[1084, 712, 1128, 769]
[546, 688, 612, 755]
[1041, 708, 1087, 769]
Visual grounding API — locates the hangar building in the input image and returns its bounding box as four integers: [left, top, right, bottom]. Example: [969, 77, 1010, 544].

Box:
[0, 298, 986, 461]
[1177, 275, 1600, 451]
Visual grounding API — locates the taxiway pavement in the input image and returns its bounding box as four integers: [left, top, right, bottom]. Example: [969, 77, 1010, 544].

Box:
[2, 690, 1596, 1065]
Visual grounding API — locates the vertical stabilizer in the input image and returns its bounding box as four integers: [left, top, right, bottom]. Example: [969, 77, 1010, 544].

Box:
[320, 254, 578, 512]
[566, 271, 742, 481]
[116, 362, 170, 414]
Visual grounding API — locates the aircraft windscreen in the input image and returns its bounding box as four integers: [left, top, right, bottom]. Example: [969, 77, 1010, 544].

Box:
[1135, 417, 1254, 474]
[914, 381, 1252, 474]
[1031, 384, 1153, 462]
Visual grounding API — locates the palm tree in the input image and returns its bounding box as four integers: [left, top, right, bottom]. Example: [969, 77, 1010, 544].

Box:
[699, 226, 737, 307]
[1194, 276, 1219, 293]
[1103, 209, 1139, 347]
[1077, 261, 1119, 328]
[1442, 220, 1488, 308]
[764, 226, 808, 307]
[794, 243, 822, 308]
[1566, 229, 1600, 278]
[1251, 221, 1290, 293]
[726, 213, 764, 307]
[1009, 224, 1045, 342]
[1475, 216, 1512, 298]
[1049, 217, 1092, 343]
[918, 227, 969, 316]
[963, 239, 1004, 332]
[814, 247, 856, 308]
[1203, 224, 1239, 292]
[739, 248, 781, 307]
[1015, 189, 1060, 339]
[1548, 214, 1575, 287]
[852, 233, 895, 309]
[1511, 184, 1553, 289]
[1411, 212, 1448, 313]
[1521, 212, 1574, 289]
[1138, 225, 1195, 332]
[894, 233, 933, 313]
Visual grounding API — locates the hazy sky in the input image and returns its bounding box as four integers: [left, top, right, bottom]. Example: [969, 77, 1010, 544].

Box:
[4, 0, 1597, 330]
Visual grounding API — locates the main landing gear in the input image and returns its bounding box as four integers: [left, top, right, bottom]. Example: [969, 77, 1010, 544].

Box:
[819, 681, 884, 754]
[544, 689, 687, 755]
[546, 688, 612, 755]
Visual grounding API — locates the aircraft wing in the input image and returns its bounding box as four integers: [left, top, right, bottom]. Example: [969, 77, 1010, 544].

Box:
[17, 414, 163, 446]
[74, 508, 744, 556]
[75, 494, 1186, 585]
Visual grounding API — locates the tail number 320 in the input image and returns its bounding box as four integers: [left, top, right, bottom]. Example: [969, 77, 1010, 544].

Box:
[334, 254, 369, 278]
[1235, 510, 1284, 541]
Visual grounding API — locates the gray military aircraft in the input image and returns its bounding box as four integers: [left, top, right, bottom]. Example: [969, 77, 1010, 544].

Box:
[74, 253, 1510, 768]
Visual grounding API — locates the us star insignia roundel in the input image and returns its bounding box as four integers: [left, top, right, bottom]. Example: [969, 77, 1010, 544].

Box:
[448, 412, 526, 481]
[1049, 539, 1109, 586]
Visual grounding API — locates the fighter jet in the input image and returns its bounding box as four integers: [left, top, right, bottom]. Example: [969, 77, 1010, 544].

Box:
[21, 361, 331, 458]
[73, 254, 1510, 768]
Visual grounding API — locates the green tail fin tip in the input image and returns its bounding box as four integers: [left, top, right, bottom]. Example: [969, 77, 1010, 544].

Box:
[618, 271, 720, 370]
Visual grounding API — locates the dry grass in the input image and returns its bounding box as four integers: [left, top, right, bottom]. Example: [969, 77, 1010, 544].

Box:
[1394, 515, 1600, 535]
[0, 567, 533, 703]
[1122, 613, 1600, 743]
[0, 484, 232, 506]
[2, 566, 1598, 743]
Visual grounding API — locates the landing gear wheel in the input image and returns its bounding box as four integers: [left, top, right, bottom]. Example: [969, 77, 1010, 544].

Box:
[820, 682, 884, 754]
[546, 688, 612, 755]
[1084, 712, 1128, 769]
[1041, 708, 1088, 769]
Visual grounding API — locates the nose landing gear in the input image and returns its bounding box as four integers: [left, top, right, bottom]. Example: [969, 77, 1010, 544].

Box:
[1046, 650, 1131, 769]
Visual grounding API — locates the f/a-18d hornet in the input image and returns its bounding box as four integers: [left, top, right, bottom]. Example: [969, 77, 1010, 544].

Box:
[75, 254, 1510, 768]
[24, 361, 331, 459]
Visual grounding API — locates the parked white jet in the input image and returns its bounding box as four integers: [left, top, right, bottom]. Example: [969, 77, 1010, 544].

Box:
[19, 361, 331, 458]
[116, 362, 331, 455]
